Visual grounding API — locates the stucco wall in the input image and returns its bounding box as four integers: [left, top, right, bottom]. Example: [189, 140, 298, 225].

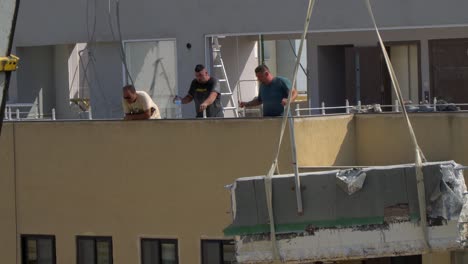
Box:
[14, 1, 468, 47]
[2, 114, 468, 263]
[355, 113, 468, 166]
[10, 118, 297, 263]
[295, 115, 356, 166]
[0, 124, 18, 264]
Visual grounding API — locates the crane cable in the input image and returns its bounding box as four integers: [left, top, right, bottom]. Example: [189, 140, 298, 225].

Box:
[263, 0, 316, 262]
[364, 0, 430, 251]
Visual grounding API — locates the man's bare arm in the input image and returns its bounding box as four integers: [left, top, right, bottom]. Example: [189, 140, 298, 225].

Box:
[125, 109, 152, 120]
[199, 92, 218, 112]
[239, 97, 262, 108]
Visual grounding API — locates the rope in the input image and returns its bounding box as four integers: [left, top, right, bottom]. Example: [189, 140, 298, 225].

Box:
[264, 0, 316, 262]
[364, 0, 431, 251]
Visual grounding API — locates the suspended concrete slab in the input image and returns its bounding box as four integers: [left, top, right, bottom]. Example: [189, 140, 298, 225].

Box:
[225, 161, 468, 263]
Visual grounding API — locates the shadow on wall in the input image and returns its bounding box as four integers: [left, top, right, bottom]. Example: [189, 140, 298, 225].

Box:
[295, 115, 356, 167]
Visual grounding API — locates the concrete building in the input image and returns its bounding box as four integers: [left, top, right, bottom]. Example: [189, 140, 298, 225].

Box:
[3, 0, 468, 263]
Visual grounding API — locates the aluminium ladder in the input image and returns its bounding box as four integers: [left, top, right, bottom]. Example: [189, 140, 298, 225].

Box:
[212, 37, 239, 117]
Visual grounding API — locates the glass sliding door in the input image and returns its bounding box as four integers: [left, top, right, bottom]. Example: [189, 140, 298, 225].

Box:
[124, 40, 178, 118]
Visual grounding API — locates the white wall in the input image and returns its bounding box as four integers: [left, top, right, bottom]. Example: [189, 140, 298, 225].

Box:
[391, 44, 419, 103]
[54, 45, 80, 119]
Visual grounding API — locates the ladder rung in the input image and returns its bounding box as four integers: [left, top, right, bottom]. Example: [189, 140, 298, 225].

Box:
[223, 107, 237, 110]
[213, 49, 221, 52]
[213, 65, 223, 67]
[219, 79, 227, 82]
[221, 92, 232, 96]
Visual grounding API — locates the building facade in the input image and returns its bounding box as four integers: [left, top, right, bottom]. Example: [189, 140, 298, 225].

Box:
[7, 0, 468, 119]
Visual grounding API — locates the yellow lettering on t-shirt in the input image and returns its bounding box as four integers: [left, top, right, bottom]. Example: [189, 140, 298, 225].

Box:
[195, 88, 207, 92]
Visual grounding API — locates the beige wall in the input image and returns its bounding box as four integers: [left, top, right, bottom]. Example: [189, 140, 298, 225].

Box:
[8, 118, 297, 263]
[355, 113, 468, 166]
[0, 124, 17, 263]
[295, 115, 355, 166]
[2, 114, 468, 263]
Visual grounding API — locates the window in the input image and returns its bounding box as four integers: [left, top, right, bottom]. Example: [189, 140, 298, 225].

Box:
[452, 250, 468, 264]
[77, 236, 113, 264]
[141, 238, 178, 264]
[123, 39, 178, 119]
[21, 235, 56, 264]
[201, 240, 236, 264]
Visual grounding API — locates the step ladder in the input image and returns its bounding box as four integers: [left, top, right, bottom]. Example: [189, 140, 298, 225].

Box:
[212, 37, 239, 117]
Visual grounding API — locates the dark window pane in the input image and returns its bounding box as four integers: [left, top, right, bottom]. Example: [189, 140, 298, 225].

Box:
[142, 240, 160, 264]
[22, 236, 55, 264]
[37, 238, 53, 264]
[202, 241, 221, 264]
[78, 239, 95, 264]
[452, 251, 468, 264]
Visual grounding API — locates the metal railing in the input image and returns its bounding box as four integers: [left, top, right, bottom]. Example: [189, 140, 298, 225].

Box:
[4, 104, 92, 121]
[295, 98, 468, 117]
[4, 103, 40, 120]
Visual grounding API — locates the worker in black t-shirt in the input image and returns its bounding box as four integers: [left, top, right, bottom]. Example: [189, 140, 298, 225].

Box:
[174, 64, 224, 118]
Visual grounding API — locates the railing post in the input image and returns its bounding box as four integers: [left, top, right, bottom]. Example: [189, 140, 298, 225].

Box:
[88, 107, 93, 120]
[345, 99, 350, 114]
[357, 100, 362, 113]
[395, 99, 400, 112]
[16, 109, 20, 120]
[35, 103, 39, 119]
[52, 108, 56, 120]
[8, 106, 12, 120]
[203, 109, 207, 118]
[4, 107, 8, 120]
[433, 97, 437, 112]
[296, 104, 301, 117]
[321, 102, 326, 115]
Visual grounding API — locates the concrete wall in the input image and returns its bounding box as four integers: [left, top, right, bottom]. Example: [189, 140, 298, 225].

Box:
[355, 113, 468, 166]
[4, 118, 298, 263]
[85, 42, 124, 119]
[295, 115, 356, 166]
[3, 113, 468, 263]
[0, 124, 18, 264]
[14, 1, 468, 47]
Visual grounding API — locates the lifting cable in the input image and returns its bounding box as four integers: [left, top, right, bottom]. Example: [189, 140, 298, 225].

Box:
[263, 0, 315, 262]
[263, 0, 431, 261]
[364, 0, 430, 251]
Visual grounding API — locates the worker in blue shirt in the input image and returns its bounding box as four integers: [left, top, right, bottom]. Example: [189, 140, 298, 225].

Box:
[239, 64, 298, 116]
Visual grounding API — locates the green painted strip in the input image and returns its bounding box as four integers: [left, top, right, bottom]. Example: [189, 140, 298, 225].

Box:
[224, 216, 385, 236]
